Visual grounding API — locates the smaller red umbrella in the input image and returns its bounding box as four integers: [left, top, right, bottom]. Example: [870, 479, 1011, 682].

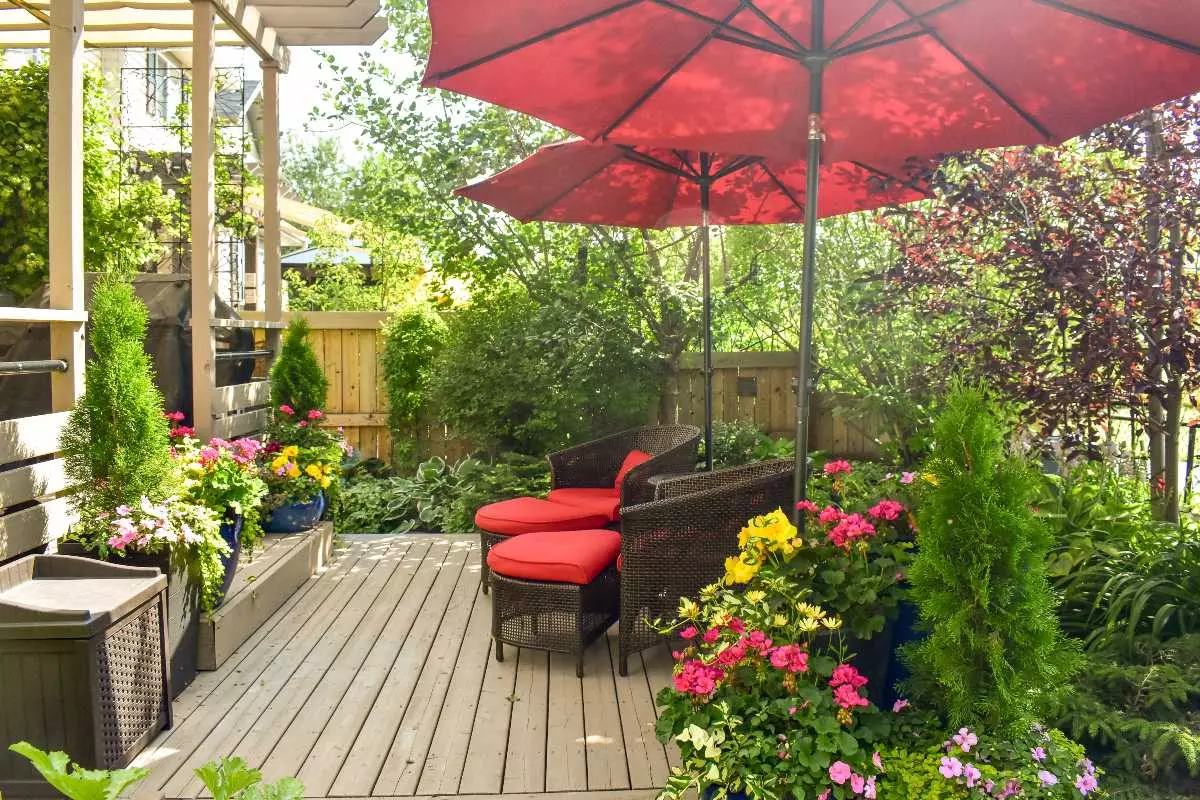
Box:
[458, 140, 929, 468]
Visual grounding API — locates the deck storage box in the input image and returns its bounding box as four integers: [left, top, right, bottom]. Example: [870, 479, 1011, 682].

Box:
[0, 554, 171, 797]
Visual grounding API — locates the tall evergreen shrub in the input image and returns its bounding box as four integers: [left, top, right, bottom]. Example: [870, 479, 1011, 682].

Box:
[381, 305, 446, 464]
[903, 383, 1080, 732]
[270, 317, 328, 417]
[60, 279, 172, 513]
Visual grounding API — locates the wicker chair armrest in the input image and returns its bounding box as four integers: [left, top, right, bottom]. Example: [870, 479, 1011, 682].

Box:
[654, 458, 794, 501]
[619, 432, 701, 507]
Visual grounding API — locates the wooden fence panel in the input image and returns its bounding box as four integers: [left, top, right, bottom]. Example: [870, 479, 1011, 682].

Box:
[280, 313, 882, 464]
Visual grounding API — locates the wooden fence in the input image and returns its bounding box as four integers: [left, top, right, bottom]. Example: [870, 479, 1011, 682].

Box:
[252, 312, 883, 463]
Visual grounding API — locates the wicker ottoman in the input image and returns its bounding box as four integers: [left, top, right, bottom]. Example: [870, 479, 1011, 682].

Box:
[486, 530, 621, 677]
[474, 497, 612, 594]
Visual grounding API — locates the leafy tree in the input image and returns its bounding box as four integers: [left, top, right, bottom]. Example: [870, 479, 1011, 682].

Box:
[281, 134, 353, 214]
[270, 317, 329, 417]
[428, 285, 661, 455]
[60, 278, 173, 515]
[284, 219, 425, 312]
[381, 304, 446, 463]
[903, 382, 1081, 733]
[0, 63, 172, 300]
[891, 99, 1200, 521]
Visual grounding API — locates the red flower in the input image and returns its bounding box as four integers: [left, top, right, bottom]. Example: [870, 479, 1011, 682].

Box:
[867, 499, 905, 521]
[307, 409, 324, 420]
[279, 404, 295, 415]
[823, 459, 853, 476]
[796, 499, 819, 514]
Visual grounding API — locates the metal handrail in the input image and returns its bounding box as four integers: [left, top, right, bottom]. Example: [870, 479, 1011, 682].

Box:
[214, 349, 273, 362]
[0, 359, 69, 376]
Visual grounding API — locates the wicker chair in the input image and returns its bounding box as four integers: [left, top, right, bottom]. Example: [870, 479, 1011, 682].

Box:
[547, 424, 702, 508]
[476, 425, 701, 593]
[616, 458, 795, 675]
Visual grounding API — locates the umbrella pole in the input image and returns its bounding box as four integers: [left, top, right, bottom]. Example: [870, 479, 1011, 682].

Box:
[700, 154, 714, 471]
[793, 2, 826, 525]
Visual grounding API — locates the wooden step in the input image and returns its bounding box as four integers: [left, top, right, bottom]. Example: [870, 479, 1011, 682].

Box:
[197, 523, 334, 671]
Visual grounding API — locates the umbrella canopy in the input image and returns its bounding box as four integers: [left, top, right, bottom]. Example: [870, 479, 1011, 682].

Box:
[457, 140, 929, 469]
[424, 0, 1200, 513]
[455, 140, 929, 226]
[423, 1, 1200, 161]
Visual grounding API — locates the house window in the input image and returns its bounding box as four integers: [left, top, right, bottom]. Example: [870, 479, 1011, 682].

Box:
[144, 50, 171, 119]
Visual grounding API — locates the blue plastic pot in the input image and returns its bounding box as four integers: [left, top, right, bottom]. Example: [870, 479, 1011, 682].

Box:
[264, 492, 326, 533]
[216, 513, 243, 606]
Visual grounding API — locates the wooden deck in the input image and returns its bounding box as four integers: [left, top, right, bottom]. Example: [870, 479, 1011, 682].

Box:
[134, 535, 678, 800]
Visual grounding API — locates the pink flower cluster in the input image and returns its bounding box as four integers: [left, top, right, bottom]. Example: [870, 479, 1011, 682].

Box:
[823, 459, 853, 476]
[829, 663, 868, 709]
[827, 761, 877, 798]
[279, 404, 295, 415]
[827, 513, 877, 548]
[197, 437, 263, 467]
[672, 659, 724, 696]
[867, 499, 905, 522]
[107, 496, 201, 551]
[768, 644, 809, 673]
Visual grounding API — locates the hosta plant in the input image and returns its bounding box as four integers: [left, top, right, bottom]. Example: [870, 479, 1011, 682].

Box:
[656, 509, 892, 800]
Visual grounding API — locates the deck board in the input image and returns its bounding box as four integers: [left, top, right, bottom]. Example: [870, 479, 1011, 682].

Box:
[134, 535, 677, 799]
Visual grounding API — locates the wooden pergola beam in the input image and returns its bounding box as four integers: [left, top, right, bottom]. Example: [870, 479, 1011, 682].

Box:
[191, 0, 217, 440]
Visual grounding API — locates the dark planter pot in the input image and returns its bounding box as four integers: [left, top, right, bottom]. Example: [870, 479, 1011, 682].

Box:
[57, 542, 200, 699]
[216, 513, 243, 606]
[885, 598, 922, 708]
[843, 623, 895, 708]
[264, 492, 326, 533]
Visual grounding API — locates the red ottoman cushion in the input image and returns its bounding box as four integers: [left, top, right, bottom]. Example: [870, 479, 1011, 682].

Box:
[487, 530, 621, 585]
[475, 496, 610, 536]
[546, 488, 621, 521]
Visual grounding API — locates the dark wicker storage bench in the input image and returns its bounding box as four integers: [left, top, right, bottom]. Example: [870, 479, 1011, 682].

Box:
[0, 555, 171, 798]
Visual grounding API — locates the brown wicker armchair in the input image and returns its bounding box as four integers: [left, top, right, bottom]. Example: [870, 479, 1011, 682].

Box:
[616, 458, 795, 675]
[547, 424, 702, 508]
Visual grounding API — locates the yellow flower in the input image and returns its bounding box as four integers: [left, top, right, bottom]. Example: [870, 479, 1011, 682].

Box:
[286, 464, 301, 479]
[723, 554, 760, 585]
[745, 590, 767, 605]
[283, 445, 299, 458]
[923, 472, 939, 486]
[699, 583, 720, 601]
[270, 455, 288, 471]
[305, 464, 322, 479]
[677, 597, 701, 620]
[797, 617, 820, 633]
[821, 616, 843, 630]
[796, 602, 826, 620]
[771, 614, 788, 628]
[319, 477, 332, 489]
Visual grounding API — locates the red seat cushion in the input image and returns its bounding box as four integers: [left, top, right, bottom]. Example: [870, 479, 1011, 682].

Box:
[546, 488, 621, 521]
[615, 449, 654, 490]
[475, 497, 609, 536]
[487, 530, 621, 585]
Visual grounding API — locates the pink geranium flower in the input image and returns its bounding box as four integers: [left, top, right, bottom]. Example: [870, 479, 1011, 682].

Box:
[795, 499, 819, 514]
[819, 505, 845, 524]
[829, 663, 868, 689]
[702, 627, 720, 643]
[307, 409, 324, 420]
[164, 410, 185, 422]
[832, 683, 868, 709]
[279, 404, 295, 415]
[867, 499, 905, 521]
[850, 774, 865, 794]
[900, 471, 916, 484]
[679, 625, 698, 640]
[828, 761, 852, 785]
[892, 698, 910, 712]
[823, 459, 852, 476]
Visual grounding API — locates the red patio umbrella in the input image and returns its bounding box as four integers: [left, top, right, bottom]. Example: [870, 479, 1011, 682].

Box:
[423, 0, 1200, 509]
[456, 139, 929, 469]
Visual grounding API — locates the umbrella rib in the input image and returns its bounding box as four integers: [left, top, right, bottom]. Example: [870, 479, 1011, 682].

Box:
[598, 5, 748, 139]
[1031, 0, 1200, 56]
[651, 0, 797, 56]
[673, 149, 701, 177]
[426, 0, 641, 82]
[834, 28, 931, 58]
[849, 159, 933, 197]
[738, 0, 808, 55]
[520, 150, 627, 221]
[712, 29, 804, 61]
[829, 0, 892, 50]
[890, 0, 1053, 140]
[711, 155, 763, 181]
[617, 144, 698, 180]
[760, 164, 806, 214]
[842, 0, 967, 52]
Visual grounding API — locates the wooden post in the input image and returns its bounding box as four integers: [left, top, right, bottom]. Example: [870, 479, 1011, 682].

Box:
[191, 0, 217, 440]
[261, 60, 284, 358]
[48, 0, 86, 412]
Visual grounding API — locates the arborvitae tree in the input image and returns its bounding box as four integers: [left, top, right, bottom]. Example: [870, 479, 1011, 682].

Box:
[269, 317, 328, 417]
[903, 382, 1080, 732]
[60, 278, 172, 513]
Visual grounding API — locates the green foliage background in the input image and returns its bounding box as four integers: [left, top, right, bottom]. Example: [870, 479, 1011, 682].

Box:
[0, 63, 172, 300]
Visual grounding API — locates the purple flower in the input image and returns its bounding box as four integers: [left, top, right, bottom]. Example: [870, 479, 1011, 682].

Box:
[1075, 773, 1099, 795]
[964, 764, 981, 788]
[850, 774, 865, 794]
[1079, 758, 1096, 776]
[863, 776, 877, 800]
[1037, 770, 1058, 787]
[939, 757, 963, 779]
[900, 471, 915, 484]
[952, 727, 978, 753]
[872, 751, 883, 770]
[1032, 746, 1047, 762]
[892, 698, 910, 713]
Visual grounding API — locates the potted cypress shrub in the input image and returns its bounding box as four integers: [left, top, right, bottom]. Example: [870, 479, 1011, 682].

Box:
[261, 318, 345, 532]
[59, 278, 229, 696]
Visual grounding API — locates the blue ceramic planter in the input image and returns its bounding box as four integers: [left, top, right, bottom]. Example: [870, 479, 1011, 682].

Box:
[264, 492, 326, 533]
[216, 513, 243, 606]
